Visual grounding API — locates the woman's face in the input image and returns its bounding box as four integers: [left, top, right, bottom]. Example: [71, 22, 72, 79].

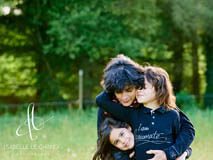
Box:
[109, 127, 134, 151]
[114, 86, 137, 107]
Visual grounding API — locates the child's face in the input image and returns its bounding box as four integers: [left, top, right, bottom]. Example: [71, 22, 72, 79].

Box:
[109, 127, 134, 151]
[136, 78, 157, 106]
[114, 86, 136, 107]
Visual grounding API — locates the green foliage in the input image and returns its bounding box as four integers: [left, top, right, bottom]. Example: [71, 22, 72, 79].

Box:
[20, 0, 166, 102]
[0, 21, 36, 103]
[55, 72, 78, 100]
[0, 25, 32, 47]
[0, 53, 37, 102]
[110, 0, 160, 39]
[171, 0, 202, 37]
[0, 0, 212, 106]
[176, 91, 197, 109]
[141, 44, 173, 60]
[172, 0, 213, 37]
[43, 1, 139, 60]
[39, 0, 164, 61]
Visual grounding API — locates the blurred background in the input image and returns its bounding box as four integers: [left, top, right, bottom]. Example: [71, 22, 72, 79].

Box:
[0, 0, 213, 159]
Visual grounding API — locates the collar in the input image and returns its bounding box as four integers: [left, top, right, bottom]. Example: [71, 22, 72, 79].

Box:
[141, 105, 168, 114]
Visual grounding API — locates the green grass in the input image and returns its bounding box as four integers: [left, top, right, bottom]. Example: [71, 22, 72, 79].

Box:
[0, 108, 97, 160]
[187, 109, 213, 160]
[0, 108, 212, 160]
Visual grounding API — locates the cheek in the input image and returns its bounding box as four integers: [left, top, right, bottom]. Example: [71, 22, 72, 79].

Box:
[115, 93, 121, 100]
[150, 90, 156, 98]
[136, 91, 143, 98]
[118, 144, 123, 149]
[126, 131, 132, 139]
[130, 92, 136, 99]
[115, 143, 123, 150]
[135, 91, 140, 98]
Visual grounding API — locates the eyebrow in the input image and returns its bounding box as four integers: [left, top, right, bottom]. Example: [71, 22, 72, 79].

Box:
[124, 85, 135, 89]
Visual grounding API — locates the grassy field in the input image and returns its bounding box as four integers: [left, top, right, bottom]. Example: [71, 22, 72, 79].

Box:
[0, 107, 212, 160]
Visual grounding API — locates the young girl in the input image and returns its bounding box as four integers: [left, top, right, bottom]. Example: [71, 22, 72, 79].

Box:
[136, 66, 177, 110]
[93, 117, 135, 160]
[96, 66, 194, 160]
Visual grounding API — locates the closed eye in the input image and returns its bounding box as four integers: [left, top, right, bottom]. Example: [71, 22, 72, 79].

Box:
[125, 88, 134, 92]
[114, 140, 119, 145]
[119, 131, 124, 137]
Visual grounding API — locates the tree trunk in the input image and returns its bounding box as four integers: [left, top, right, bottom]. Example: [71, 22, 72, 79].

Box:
[191, 41, 200, 102]
[172, 42, 184, 93]
[204, 35, 213, 107]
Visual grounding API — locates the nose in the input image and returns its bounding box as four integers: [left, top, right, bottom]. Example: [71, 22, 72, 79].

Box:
[120, 137, 126, 144]
[137, 90, 143, 95]
[121, 92, 129, 100]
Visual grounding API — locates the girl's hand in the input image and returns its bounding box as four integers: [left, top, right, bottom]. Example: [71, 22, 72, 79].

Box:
[129, 151, 135, 158]
[176, 151, 187, 160]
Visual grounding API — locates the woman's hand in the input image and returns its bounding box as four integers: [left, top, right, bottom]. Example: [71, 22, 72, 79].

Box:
[146, 150, 167, 160]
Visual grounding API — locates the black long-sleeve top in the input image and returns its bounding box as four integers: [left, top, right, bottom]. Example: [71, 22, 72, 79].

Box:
[96, 91, 195, 160]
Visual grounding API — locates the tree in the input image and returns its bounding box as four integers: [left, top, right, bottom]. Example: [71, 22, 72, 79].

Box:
[19, 0, 162, 101]
[0, 1, 37, 103]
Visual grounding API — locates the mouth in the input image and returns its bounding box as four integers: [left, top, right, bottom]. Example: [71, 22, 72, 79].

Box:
[123, 102, 130, 104]
[124, 138, 130, 148]
[122, 100, 131, 104]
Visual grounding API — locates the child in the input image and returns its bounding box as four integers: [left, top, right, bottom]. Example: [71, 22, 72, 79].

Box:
[96, 65, 194, 160]
[93, 117, 135, 160]
[94, 117, 191, 160]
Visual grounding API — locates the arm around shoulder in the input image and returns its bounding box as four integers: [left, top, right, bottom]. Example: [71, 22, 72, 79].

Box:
[96, 91, 133, 123]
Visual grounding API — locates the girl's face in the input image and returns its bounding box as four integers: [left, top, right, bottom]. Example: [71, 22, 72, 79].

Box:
[114, 86, 136, 107]
[109, 127, 134, 151]
[136, 78, 157, 106]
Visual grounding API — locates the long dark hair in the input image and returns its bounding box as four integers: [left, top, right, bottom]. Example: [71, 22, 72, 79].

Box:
[93, 118, 130, 160]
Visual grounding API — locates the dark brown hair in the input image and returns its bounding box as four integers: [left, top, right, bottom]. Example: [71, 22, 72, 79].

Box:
[144, 66, 177, 109]
[93, 118, 130, 160]
[101, 54, 144, 95]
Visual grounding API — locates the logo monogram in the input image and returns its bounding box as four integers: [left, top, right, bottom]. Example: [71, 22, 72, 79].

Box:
[16, 103, 53, 141]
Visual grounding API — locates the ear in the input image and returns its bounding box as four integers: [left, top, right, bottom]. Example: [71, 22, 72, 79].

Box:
[127, 126, 132, 131]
